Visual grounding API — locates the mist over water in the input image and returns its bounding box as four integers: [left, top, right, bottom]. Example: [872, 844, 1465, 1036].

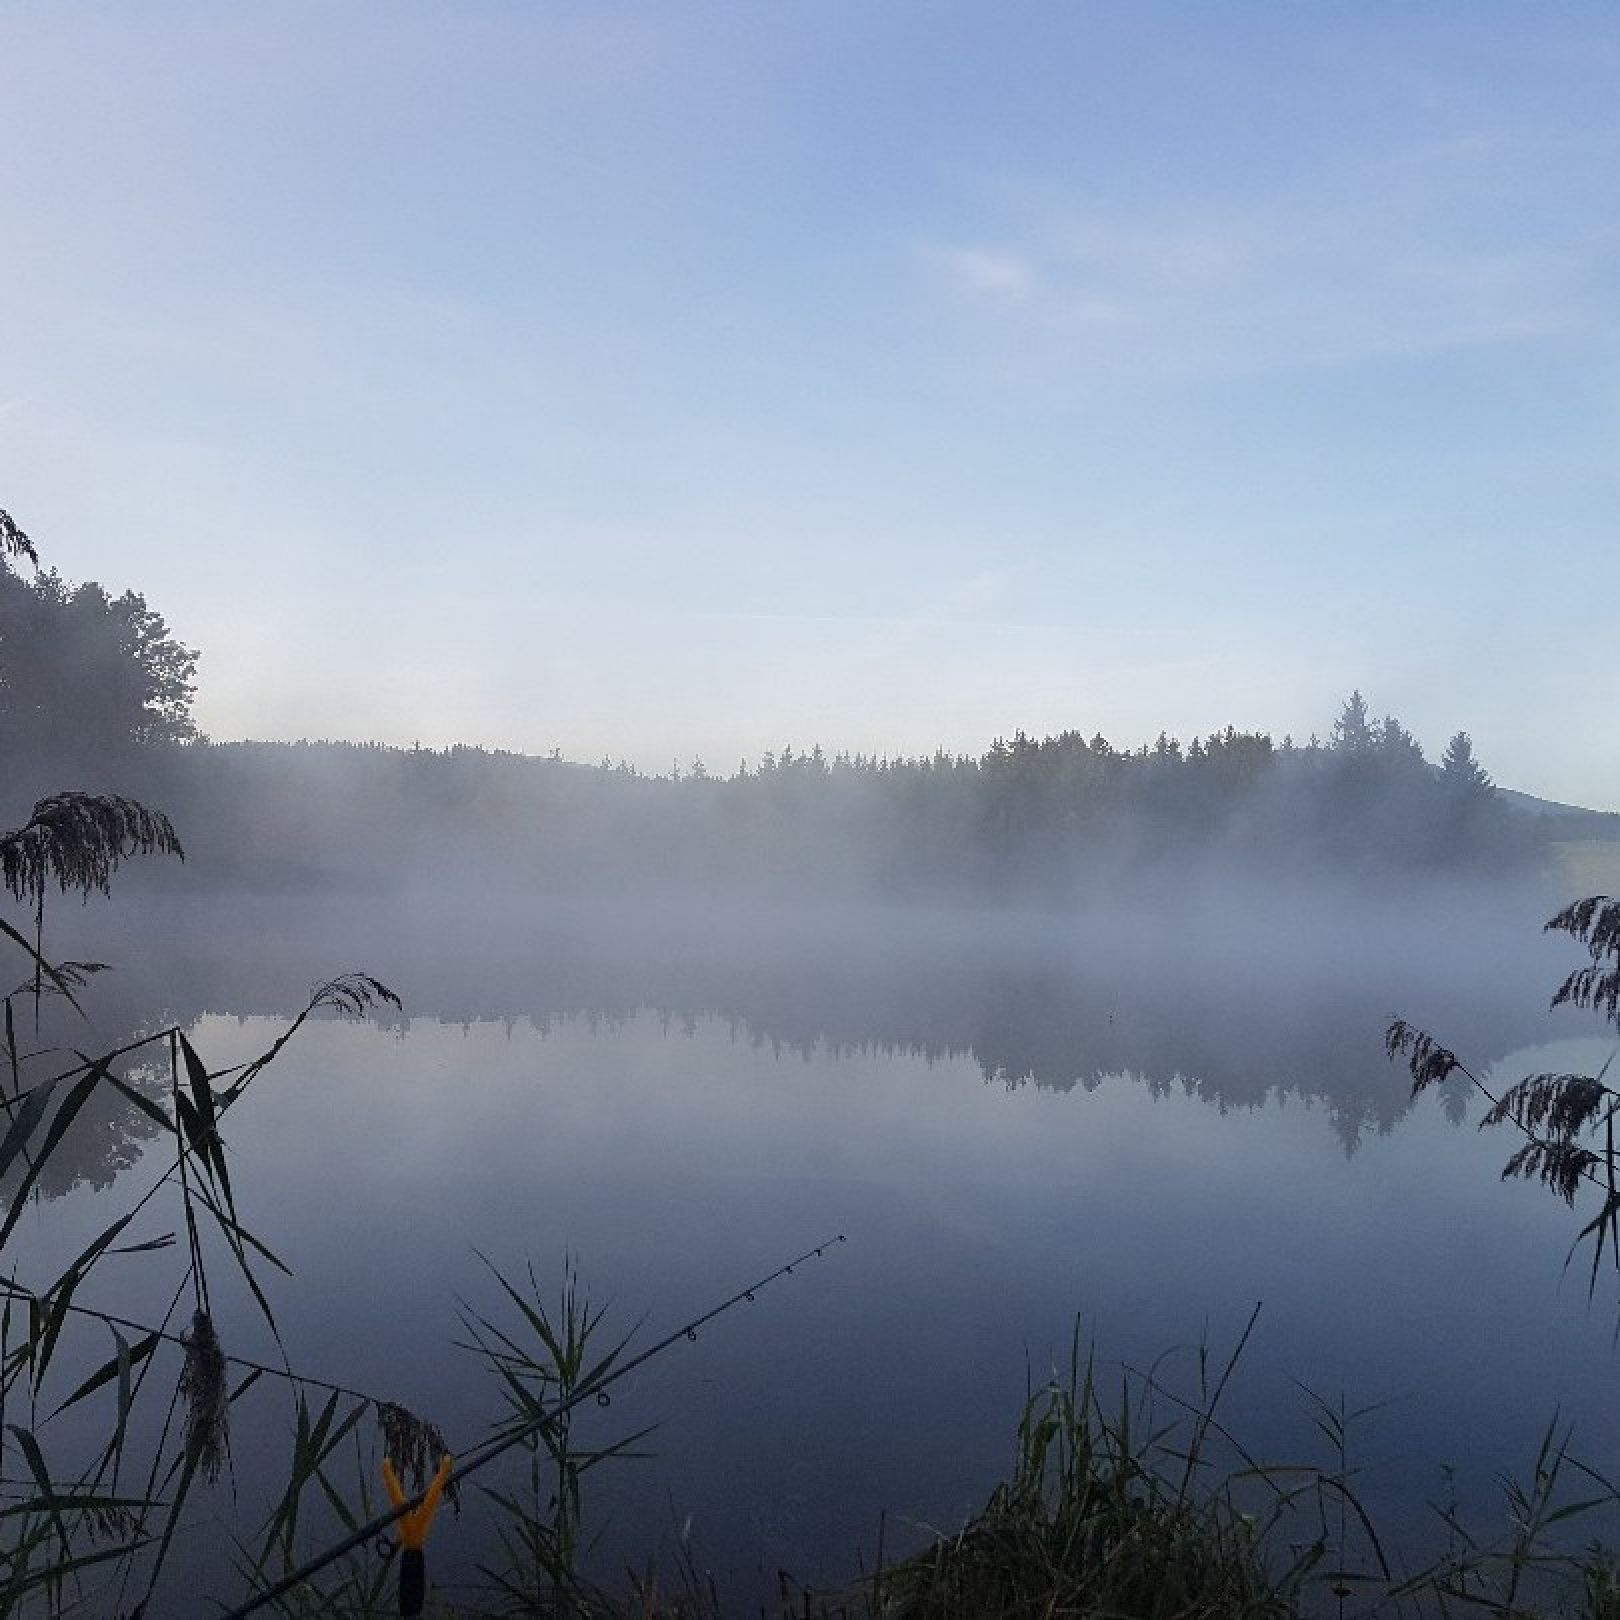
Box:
[16, 862, 1620, 1609]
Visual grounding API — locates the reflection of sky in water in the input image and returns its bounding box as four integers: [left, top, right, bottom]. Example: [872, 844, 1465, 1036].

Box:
[16, 1013, 1620, 1613]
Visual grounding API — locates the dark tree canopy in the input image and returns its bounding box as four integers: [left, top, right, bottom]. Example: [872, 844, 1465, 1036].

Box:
[0, 562, 199, 764]
[1440, 731, 1494, 799]
[1331, 689, 1376, 754]
[0, 509, 36, 569]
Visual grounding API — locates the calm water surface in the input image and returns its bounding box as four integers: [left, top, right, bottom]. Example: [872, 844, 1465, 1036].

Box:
[21, 888, 1620, 1611]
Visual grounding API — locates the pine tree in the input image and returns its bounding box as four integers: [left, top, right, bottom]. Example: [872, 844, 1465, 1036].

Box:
[1439, 731, 1494, 800]
[1331, 690, 1375, 754]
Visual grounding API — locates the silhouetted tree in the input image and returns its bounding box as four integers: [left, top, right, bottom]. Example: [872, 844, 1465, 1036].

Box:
[1331, 690, 1376, 755]
[1375, 715, 1425, 771]
[0, 509, 36, 568]
[1439, 732, 1493, 800]
[0, 565, 198, 765]
[1431, 729, 1513, 866]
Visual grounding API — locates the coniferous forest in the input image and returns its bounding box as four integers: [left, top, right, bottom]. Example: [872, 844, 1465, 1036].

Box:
[3, 532, 1605, 905]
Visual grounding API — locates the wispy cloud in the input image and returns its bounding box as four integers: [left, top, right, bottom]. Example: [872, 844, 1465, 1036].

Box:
[928, 246, 1039, 303]
[920, 154, 1612, 377]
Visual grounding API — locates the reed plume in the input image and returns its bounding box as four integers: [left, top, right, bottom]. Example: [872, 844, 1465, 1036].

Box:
[1389, 897, 1620, 1281]
[180, 1309, 229, 1483]
[1384, 1019, 1457, 1093]
[376, 1401, 456, 1505]
[1, 794, 184, 1011]
[1547, 895, 1620, 1024]
[0, 793, 184, 906]
[310, 973, 401, 1019]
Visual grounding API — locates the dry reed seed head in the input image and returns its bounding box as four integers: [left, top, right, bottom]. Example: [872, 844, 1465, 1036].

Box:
[3, 958, 111, 1000]
[0, 793, 184, 907]
[1501, 1139, 1600, 1205]
[311, 974, 402, 1020]
[1481, 1073, 1610, 1138]
[179, 1309, 229, 1483]
[1546, 897, 1620, 1024]
[86, 1504, 141, 1542]
[1384, 1020, 1458, 1095]
[1552, 965, 1620, 1024]
[1547, 897, 1620, 960]
[377, 1401, 458, 1508]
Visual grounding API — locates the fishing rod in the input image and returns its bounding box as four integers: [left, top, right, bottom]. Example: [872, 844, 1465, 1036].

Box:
[218, 1233, 847, 1619]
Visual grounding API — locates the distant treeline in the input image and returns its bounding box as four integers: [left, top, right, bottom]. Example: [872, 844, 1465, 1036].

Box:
[3, 525, 1611, 900]
[8, 704, 1573, 902]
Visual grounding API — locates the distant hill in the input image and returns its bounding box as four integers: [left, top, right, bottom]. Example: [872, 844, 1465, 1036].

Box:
[1498, 786, 1620, 837]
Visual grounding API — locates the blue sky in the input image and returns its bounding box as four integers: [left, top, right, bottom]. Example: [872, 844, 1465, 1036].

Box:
[3, 5, 1617, 803]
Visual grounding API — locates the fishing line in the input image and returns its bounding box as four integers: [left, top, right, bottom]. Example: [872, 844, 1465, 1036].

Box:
[217, 1234, 847, 1619]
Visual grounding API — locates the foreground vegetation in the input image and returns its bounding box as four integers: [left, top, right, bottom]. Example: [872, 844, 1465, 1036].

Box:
[210, 1316, 1620, 1619]
[826, 1343, 1620, 1620]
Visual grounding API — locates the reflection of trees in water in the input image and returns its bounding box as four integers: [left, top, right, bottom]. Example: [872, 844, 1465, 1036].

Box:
[2, 979, 170, 1201]
[48, 895, 1559, 1179]
[632, 962, 1502, 1154]
[19, 1056, 166, 1197]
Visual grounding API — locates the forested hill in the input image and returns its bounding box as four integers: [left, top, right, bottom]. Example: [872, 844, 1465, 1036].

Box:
[3, 516, 1611, 902]
[8, 715, 1580, 904]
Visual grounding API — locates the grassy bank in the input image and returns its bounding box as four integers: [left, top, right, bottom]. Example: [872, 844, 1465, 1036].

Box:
[306, 1320, 1620, 1620]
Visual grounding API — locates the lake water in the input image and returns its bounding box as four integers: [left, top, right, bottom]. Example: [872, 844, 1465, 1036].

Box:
[16, 882, 1620, 1613]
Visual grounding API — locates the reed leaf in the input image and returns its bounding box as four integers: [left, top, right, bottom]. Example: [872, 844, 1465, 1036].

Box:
[0, 916, 83, 1012]
[7, 1424, 72, 1558]
[262, 1391, 369, 1563]
[0, 1057, 112, 1249]
[49, 1329, 163, 1425]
